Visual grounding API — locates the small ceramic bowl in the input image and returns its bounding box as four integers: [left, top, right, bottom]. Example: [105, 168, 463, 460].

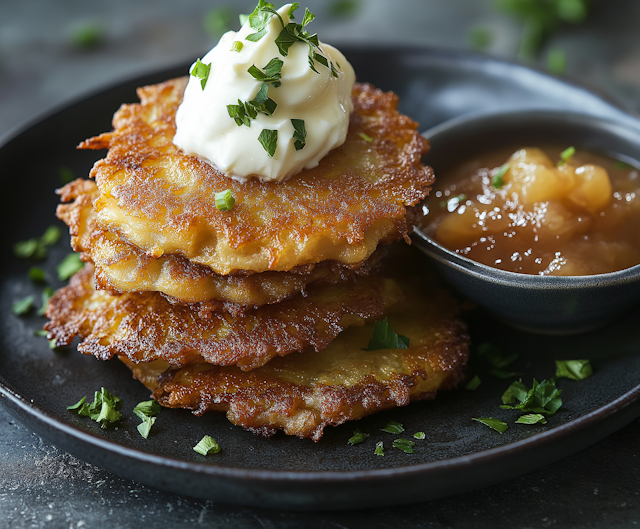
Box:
[412, 110, 640, 335]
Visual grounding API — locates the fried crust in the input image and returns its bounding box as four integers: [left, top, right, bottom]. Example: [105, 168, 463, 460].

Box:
[79, 79, 433, 274]
[56, 178, 388, 312]
[121, 260, 469, 441]
[45, 264, 401, 371]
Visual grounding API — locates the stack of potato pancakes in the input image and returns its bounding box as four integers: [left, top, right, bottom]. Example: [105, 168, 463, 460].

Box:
[46, 78, 469, 441]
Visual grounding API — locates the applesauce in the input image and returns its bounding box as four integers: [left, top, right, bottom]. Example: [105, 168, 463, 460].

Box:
[422, 146, 640, 275]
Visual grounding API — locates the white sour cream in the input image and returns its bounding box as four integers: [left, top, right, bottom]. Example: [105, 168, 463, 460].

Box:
[172, 3, 356, 182]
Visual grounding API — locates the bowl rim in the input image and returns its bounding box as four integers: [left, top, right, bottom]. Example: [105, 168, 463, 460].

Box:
[414, 109, 640, 287]
[422, 108, 640, 143]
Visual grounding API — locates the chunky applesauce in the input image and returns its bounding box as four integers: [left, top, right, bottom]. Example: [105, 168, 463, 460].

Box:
[422, 146, 640, 275]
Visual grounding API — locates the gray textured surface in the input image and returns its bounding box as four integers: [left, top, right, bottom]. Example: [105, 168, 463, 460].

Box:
[2, 0, 640, 527]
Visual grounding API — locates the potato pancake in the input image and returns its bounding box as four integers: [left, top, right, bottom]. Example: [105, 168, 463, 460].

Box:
[120, 259, 469, 441]
[45, 264, 401, 371]
[79, 79, 433, 275]
[56, 178, 386, 312]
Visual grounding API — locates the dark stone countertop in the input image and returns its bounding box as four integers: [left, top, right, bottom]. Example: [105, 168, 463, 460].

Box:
[2, 0, 640, 527]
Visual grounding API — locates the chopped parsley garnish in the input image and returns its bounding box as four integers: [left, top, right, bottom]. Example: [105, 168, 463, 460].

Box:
[272, 7, 340, 77]
[250, 83, 278, 114]
[28, 267, 46, 283]
[67, 388, 123, 429]
[231, 41, 244, 52]
[374, 441, 384, 456]
[291, 119, 306, 150]
[492, 163, 510, 189]
[251, 82, 277, 116]
[248, 57, 284, 87]
[516, 413, 547, 425]
[347, 429, 370, 445]
[227, 101, 254, 127]
[14, 239, 43, 260]
[414, 432, 426, 440]
[301, 7, 316, 27]
[558, 146, 576, 167]
[12, 296, 34, 316]
[193, 435, 221, 455]
[392, 438, 415, 454]
[365, 318, 409, 351]
[381, 420, 404, 434]
[555, 359, 593, 381]
[41, 226, 61, 246]
[472, 417, 508, 434]
[478, 343, 518, 370]
[215, 189, 236, 212]
[133, 400, 162, 417]
[14, 225, 61, 261]
[39, 287, 55, 316]
[58, 166, 76, 185]
[288, 2, 301, 18]
[246, 28, 269, 43]
[614, 161, 634, 170]
[359, 132, 373, 142]
[501, 380, 530, 405]
[500, 378, 562, 415]
[465, 375, 481, 390]
[287, 2, 300, 20]
[245, 0, 285, 42]
[190, 59, 212, 90]
[57, 253, 84, 280]
[67, 396, 86, 411]
[258, 129, 278, 157]
[18, 229, 54, 261]
[227, 83, 278, 127]
[133, 400, 162, 439]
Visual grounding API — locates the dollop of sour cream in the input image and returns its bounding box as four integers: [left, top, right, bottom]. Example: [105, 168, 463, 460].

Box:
[173, 3, 356, 183]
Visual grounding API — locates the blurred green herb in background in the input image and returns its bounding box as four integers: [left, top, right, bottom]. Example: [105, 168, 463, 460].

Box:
[329, 0, 361, 18]
[204, 6, 236, 38]
[468, 27, 493, 51]
[71, 23, 104, 50]
[547, 47, 566, 74]
[496, 0, 591, 61]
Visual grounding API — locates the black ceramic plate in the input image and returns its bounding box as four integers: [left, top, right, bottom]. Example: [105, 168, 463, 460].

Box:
[2, 46, 640, 511]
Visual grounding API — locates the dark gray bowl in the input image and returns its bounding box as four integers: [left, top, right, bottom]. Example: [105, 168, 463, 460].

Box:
[413, 110, 640, 335]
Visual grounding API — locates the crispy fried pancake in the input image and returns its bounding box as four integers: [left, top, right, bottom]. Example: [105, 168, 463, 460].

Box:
[79, 79, 433, 275]
[45, 264, 401, 371]
[57, 178, 386, 312]
[120, 259, 469, 441]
